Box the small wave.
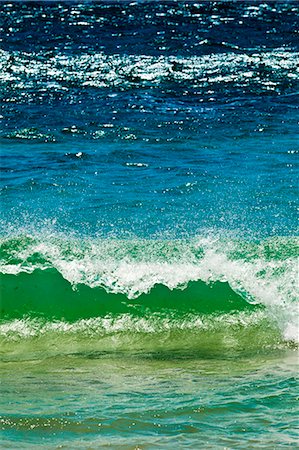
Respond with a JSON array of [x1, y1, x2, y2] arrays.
[[0, 310, 287, 362], [2, 127, 56, 142], [0, 233, 298, 343]]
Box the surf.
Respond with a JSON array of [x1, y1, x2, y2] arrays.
[[0, 233, 298, 349]]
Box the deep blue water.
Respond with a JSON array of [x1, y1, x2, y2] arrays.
[[1, 0, 298, 237]]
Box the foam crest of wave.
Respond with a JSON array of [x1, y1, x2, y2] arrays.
[[0, 310, 287, 361], [1, 233, 298, 342]]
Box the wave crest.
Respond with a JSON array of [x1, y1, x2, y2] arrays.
[[0, 234, 298, 343]]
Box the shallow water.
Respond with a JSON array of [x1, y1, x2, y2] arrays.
[[1, 351, 298, 449], [0, 1, 299, 447]]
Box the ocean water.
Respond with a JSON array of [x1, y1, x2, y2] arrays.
[[0, 1, 298, 448]]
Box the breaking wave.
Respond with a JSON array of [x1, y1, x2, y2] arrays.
[[0, 233, 298, 357]]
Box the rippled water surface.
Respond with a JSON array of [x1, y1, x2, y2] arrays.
[[1, 351, 298, 449]]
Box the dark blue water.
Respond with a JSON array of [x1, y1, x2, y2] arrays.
[[1, 1, 298, 237]]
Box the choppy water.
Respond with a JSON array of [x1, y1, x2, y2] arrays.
[[0, 1, 298, 448]]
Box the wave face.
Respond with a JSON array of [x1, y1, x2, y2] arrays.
[[1, 233, 298, 357]]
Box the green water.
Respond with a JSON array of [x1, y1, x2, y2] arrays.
[[1, 233, 298, 447], [1, 350, 298, 449]]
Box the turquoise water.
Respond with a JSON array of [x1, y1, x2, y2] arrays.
[[1, 1, 299, 448], [1, 352, 298, 449]]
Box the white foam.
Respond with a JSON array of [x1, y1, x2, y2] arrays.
[[0, 233, 298, 342]]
